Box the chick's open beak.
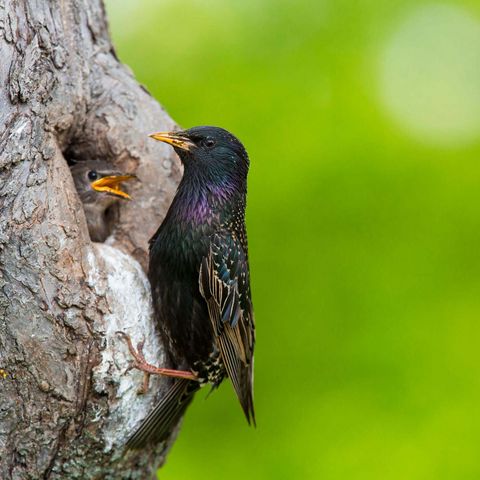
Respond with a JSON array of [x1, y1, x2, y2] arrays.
[[91, 174, 136, 199], [149, 131, 194, 151]]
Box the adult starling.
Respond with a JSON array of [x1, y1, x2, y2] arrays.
[[71, 160, 135, 242], [122, 126, 255, 448]]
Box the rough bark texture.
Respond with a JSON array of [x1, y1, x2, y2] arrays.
[[0, 1, 183, 478]]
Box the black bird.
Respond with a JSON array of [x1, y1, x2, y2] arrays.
[[122, 126, 255, 448], [71, 160, 136, 242]]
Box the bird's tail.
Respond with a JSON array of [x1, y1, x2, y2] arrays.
[[126, 379, 199, 449], [238, 354, 256, 426]]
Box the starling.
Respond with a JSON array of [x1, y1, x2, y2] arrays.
[[71, 160, 136, 242], [122, 126, 255, 448]]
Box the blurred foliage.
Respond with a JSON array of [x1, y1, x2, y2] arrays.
[[105, 1, 480, 479]]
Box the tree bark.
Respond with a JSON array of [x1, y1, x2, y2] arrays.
[[0, 1, 183, 478]]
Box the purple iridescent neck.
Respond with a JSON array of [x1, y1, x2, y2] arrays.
[[174, 176, 239, 224]]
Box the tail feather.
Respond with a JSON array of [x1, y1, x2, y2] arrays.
[[239, 358, 255, 426], [126, 379, 199, 449], [217, 334, 255, 426]]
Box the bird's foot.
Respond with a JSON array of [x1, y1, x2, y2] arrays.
[[116, 331, 198, 390]]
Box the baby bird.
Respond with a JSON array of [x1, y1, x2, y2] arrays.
[[71, 160, 135, 242]]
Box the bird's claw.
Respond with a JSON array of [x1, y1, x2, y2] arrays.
[[137, 373, 151, 395], [136, 338, 146, 355], [117, 331, 142, 362], [124, 362, 135, 375], [116, 330, 199, 383]]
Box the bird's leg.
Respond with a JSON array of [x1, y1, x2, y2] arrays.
[[116, 332, 198, 387]]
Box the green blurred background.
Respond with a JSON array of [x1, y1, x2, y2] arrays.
[[105, 1, 480, 479]]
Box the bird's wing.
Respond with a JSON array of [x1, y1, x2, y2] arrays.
[[199, 231, 255, 424]]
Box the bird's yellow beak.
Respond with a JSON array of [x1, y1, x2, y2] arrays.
[[91, 175, 136, 199], [149, 131, 194, 151]]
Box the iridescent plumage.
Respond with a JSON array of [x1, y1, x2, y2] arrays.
[[126, 126, 255, 448]]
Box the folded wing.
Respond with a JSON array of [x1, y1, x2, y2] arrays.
[[199, 231, 255, 424]]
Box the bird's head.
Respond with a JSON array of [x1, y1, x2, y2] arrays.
[[149, 126, 249, 188], [71, 160, 136, 208]]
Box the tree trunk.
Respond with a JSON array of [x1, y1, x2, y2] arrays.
[[0, 1, 183, 478]]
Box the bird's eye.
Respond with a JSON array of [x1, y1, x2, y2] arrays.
[[88, 171, 98, 181], [203, 138, 216, 148]]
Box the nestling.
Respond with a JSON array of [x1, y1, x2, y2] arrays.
[[121, 126, 255, 448], [71, 160, 136, 242]]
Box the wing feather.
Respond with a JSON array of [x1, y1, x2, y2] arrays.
[[199, 232, 255, 424]]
